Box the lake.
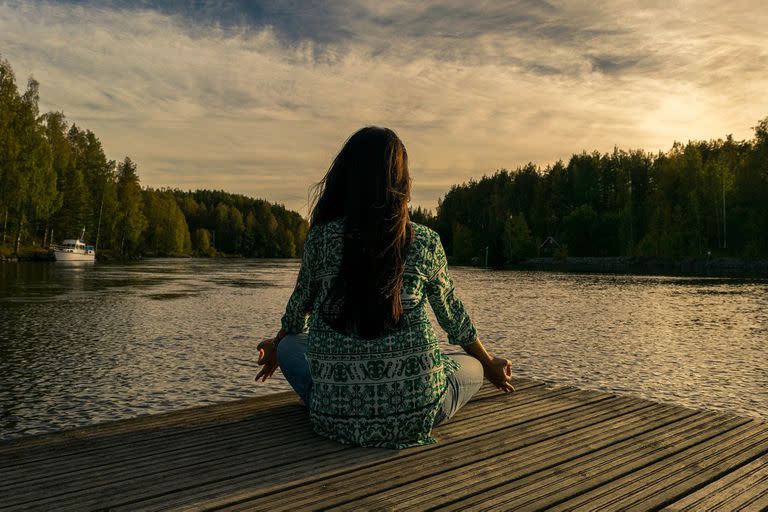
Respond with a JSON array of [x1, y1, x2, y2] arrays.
[[1, 259, 766, 440]]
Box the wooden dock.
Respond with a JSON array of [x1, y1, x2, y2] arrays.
[[2, 378, 768, 511]]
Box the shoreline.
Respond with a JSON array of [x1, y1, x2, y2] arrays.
[[510, 256, 768, 277], [4, 252, 768, 277]]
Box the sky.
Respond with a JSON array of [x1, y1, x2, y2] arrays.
[[1, 0, 767, 215]]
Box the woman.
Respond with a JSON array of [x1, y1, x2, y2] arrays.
[[255, 126, 514, 449]]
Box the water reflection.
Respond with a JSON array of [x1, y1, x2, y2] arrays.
[[1, 259, 766, 440]]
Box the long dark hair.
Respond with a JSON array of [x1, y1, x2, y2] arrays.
[[309, 126, 413, 338]]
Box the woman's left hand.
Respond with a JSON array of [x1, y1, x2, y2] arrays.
[[483, 357, 516, 393], [255, 338, 278, 382]]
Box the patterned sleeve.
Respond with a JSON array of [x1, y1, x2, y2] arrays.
[[425, 232, 479, 346], [280, 228, 315, 334]]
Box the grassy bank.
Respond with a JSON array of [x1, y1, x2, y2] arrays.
[[0, 245, 54, 261]]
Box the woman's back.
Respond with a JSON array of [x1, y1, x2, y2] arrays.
[[280, 217, 478, 448], [258, 126, 514, 450]]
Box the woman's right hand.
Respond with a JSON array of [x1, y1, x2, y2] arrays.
[[255, 338, 278, 382], [483, 357, 515, 393]]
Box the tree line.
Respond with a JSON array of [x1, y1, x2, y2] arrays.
[[412, 119, 768, 265], [4, 54, 767, 264], [0, 56, 307, 258]]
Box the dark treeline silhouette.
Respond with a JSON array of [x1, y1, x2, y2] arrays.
[[411, 119, 768, 266], [0, 56, 307, 258], [163, 188, 308, 258], [4, 54, 767, 263]]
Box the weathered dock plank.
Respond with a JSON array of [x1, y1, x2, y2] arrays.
[[1, 378, 766, 512], [663, 455, 768, 511]]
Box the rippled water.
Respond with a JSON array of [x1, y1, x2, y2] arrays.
[[1, 260, 766, 440]]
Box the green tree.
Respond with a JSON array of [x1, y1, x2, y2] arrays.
[[192, 228, 214, 256], [0, 59, 57, 253], [562, 204, 598, 256], [451, 223, 474, 263], [115, 157, 147, 256], [228, 206, 245, 254], [143, 190, 192, 256], [502, 215, 536, 263]]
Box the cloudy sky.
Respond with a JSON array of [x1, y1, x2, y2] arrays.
[[1, 0, 767, 214]]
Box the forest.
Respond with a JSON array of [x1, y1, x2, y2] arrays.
[[0, 56, 308, 259], [2, 53, 767, 264], [412, 119, 768, 265]]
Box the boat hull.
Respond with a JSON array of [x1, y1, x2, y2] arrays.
[[53, 250, 95, 262]]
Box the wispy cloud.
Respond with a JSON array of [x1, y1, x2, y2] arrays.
[[1, 0, 767, 214]]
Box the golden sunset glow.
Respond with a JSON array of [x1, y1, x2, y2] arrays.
[[2, 1, 767, 213]]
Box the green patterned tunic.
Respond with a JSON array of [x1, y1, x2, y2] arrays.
[[280, 218, 478, 449]]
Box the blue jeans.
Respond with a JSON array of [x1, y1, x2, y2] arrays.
[[276, 333, 484, 426]]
